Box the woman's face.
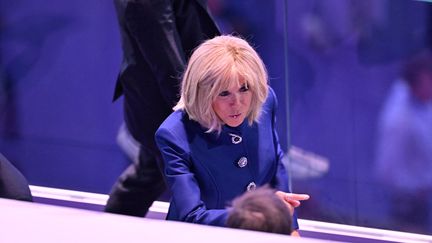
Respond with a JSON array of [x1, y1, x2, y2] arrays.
[[212, 82, 252, 127]]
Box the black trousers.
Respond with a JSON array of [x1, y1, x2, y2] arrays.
[[105, 146, 166, 217]]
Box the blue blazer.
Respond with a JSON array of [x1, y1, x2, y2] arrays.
[[155, 88, 297, 228]]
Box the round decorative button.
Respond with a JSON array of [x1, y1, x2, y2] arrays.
[[229, 133, 242, 144], [246, 182, 256, 191], [237, 157, 248, 168]]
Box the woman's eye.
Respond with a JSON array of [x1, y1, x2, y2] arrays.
[[218, 91, 230, 97], [239, 85, 249, 92]]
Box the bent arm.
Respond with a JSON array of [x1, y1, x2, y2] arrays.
[[155, 127, 228, 226], [267, 88, 300, 229]]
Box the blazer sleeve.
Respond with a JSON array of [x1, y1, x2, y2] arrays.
[[155, 126, 228, 226], [267, 88, 289, 192], [268, 88, 300, 229], [124, 0, 186, 107]]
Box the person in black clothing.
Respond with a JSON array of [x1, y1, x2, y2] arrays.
[[106, 0, 220, 217]]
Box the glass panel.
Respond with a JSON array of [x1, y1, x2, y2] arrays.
[[285, 0, 432, 235], [0, 1, 127, 193]]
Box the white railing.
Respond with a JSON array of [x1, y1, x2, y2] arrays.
[[29, 185, 432, 243]]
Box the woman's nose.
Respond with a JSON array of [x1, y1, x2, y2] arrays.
[[230, 93, 242, 106]]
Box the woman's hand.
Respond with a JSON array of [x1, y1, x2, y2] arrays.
[[274, 191, 309, 237], [275, 191, 310, 215]]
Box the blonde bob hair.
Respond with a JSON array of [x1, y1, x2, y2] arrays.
[[174, 35, 268, 133]]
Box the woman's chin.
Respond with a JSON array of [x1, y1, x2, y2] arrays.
[[225, 119, 244, 128]]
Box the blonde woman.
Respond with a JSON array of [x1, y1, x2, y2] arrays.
[[155, 35, 309, 233]]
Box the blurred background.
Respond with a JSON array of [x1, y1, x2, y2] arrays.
[[1, 0, 431, 235]]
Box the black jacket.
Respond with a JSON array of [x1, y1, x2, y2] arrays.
[[113, 0, 220, 146]]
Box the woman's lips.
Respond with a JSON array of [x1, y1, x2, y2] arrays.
[[229, 113, 241, 119]]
